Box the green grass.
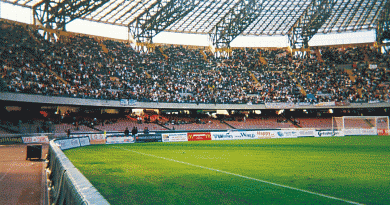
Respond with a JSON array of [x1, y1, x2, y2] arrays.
[[64, 136, 390, 205]]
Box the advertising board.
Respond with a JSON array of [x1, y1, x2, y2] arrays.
[[0, 136, 23, 144], [343, 128, 377, 136], [136, 133, 162, 143], [79, 137, 90, 146], [162, 133, 188, 142], [211, 130, 279, 140], [317, 130, 344, 137], [275, 130, 298, 138], [55, 138, 81, 150], [106, 136, 134, 144], [88, 134, 106, 144], [22, 136, 49, 143], [187, 132, 211, 141], [378, 129, 389, 136]]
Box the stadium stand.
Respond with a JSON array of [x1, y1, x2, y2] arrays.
[[1, 19, 389, 105]]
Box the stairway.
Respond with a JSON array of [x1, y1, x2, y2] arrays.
[[344, 68, 363, 97], [159, 47, 169, 60], [201, 50, 208, 62], [315, 49, 324, 63], [98, 40, 109, 54], [259, 56, 267, 65], [288, 71, 306, 96]]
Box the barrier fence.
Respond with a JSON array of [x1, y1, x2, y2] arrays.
[[47, 140, 109, 205]]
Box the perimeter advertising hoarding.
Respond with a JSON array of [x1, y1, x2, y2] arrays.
[[0, 136, 23, 144], [187, 132, 211, 141], [106, 136, 134, 144], [162, 133, 188, 142], [211, 130, 279, 140], [317, 130, 344, 137], [88, 134, 106, 144], [55, 138, 81, 150], [378, 129, 389, 136], [79, 137, 91, 146], [22, 136, 49, 143], [343, 128, 377, 136]]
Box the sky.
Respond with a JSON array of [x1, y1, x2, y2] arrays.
[[0, 1, 376, 47]]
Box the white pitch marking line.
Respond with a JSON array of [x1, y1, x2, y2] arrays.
[[114, 146, 363, 205], [0, 162, 16, 182]]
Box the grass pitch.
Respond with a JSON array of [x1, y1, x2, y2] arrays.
[[64, 136, 390, 205]]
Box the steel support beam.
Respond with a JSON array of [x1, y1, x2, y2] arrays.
[[128, 0, 195, 44], [33, 0, 108, 31], [288, 0, 335, 49], [209, 0, 262, 48], [377, 0, 390, 51]]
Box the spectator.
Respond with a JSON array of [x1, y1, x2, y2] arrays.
[[124, 127, 130, 136], [131, 126, 138, 136]]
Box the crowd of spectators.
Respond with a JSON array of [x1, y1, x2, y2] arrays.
[[1, 19, 389, 104]]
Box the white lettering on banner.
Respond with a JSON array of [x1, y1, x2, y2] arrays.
[[162, 133, 188, 142], [79, 137, 90, 146], [22, 136, 49, 143]]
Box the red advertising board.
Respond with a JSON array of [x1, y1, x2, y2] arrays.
[[377, 129, 389, 136], [187, 132, 211, 141]]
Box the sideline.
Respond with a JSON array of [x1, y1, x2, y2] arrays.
[[114, 146, 363, 205], [0, 162, 15, 182]]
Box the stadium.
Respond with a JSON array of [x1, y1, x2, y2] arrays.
[[0, 0, 389, 204]]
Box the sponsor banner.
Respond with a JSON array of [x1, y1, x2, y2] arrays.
[[162, 133, 188, 142], [88, 134, 106, 144], [55, 138, 81, 150], [212, 131, 276, 140], [0, 136, 23, 144], [361, 129, 377, 136], [22, 136, 49, 144], [188, 132, 211, 141], [343, 129, 377, 136], [120, 99, 128, 105], [315, 102, 335, 107], [106, 136, 134, 144], [335, 101, 351, 106], [368, 100, 380, 104], [265, 102, 295, 109], [79, 137, 90, 146], [378, 129, 389, 136], [317, 130, 344, 137], [120, 99, 137, 106], [297, 130, 316, 137], [275, 130, 298, 138], [136, 133, 162, 142], [211, 132, 234, 140], [297, 102, 312, 106], [255, 131, 277, 139]]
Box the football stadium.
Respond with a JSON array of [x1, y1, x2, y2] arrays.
[[0, 0, 389, 204]]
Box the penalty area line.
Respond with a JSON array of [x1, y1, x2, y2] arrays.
[[114, 146, 363, 205]]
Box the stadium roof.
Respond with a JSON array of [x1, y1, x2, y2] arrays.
[[4, 0, 386, 35], [3, 0, 389, 48]]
